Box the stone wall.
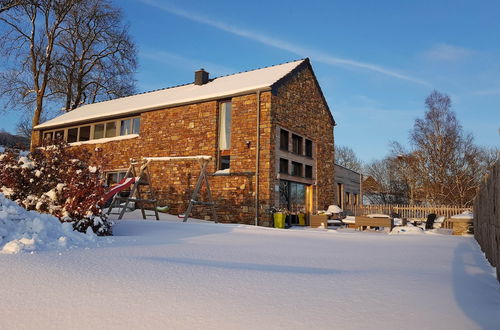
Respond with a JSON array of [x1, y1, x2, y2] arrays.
[[271, 64, 335, 212], [34, 93, 274, 225]]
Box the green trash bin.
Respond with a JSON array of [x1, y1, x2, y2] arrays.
[[273, 212, 286, 229]]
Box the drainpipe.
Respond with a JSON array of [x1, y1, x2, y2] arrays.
[[255, 90, 261, 226]]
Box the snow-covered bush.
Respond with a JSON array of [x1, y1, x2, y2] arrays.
[[0, 141, 112, 235]]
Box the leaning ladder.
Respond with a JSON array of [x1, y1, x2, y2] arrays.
[[107, 159, 160, 220]]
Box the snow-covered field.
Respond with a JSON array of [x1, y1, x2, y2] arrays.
[[1, 209, 499, 329]]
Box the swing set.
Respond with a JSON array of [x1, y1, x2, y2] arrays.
[[104, 156, 217, 223]]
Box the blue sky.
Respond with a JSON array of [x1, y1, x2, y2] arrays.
[[1, 0, 499, 161]]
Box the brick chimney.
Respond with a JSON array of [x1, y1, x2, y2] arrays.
[[194, 68, 209, 85]]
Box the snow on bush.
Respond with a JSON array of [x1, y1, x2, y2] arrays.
[[0, 141, 112, 235], [0, 193, 97, 254]]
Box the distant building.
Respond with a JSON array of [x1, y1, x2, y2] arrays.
[[334, 164, 361, 209]]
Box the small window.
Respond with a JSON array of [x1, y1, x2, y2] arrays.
[[67, 128, 78, 143], [220, 155, 230, 170], [305, 139, 313, 157], [79, 126, 90, 141], [106, 171, 127, 186], [292, 134, 302, 155], [54, 130, 64, 141], [43, 132, 53, 141], [291, 161, 302, 177], [305, 165, 313, 179], [132, 117, 140, 134], [279, 158, 288, 174], [105, 121, 116, 138], [94, 124, 104, 139], [120, 119, 131, 135], [280, 129, 289, 151]]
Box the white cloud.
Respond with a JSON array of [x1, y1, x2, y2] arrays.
[[139, 0, 429, 86], [422, 43, 475, 61]]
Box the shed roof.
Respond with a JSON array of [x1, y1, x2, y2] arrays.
[[35, 59, 308, 130]]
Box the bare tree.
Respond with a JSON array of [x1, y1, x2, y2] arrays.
[[404, 90, 495, 206], [50, 0, 136, 111], [335, 145, 363, 172], [0, 0, 23, 14], [363, 157, 408, 204], [0, 0, 136, 147], [0, 0, 79, 132]]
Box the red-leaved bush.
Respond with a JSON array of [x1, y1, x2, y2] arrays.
[[0, 141, 112, 235]]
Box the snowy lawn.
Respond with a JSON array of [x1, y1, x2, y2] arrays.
[[1, 212, 499, 329]]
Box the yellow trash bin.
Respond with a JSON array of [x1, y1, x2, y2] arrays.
[[298, 213, 306, 226], [273, 212, 285, 229]]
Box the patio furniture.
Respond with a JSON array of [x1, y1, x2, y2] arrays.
[[310, 214, 328, 228], [425, 213, 437, 229], [355, 215, 394, 231]]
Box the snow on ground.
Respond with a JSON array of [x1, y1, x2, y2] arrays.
[[0, 194, 101, 254], [1, 210, 499, 329]]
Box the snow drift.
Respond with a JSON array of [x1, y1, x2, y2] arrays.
[[0, 193, 97, 254]]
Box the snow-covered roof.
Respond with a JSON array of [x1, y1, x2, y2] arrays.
[[35, 59, 306, 130]]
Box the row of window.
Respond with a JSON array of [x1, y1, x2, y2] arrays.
[[280, 129, 313, 157], [43, 116, 140, 143], [279, 158, 313, 179]]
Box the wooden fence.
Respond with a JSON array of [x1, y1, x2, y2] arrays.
[[473, 158, 500, 282], [343, 204, 471, 220]]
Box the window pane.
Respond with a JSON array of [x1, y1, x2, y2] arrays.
[[54, 130, 64, 141], [220, 155, 230, 170], [292, 134, 302, 154], [218, 101, 232, 150], [305, 165, 313, 178], [280, 129, 289, 151], [120, 119, 131, 135], [43, 132, 53, 141], [132, 117, 140, 134], [305, 139, 313, 157], [79, 126, 90, 141], [279, 158, 288, 174], [67, 128, 78, 143], [291, 161, 302, 177], [105, 121, 116, 138], [94, 124, 104, 139]]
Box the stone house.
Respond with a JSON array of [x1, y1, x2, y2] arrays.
[[32, 58, 336, 226]]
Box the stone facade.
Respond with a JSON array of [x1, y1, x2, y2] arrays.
[[32, 61, 335, 226]]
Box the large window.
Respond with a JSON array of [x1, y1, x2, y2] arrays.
[[42, 115, 140, 144], [218, 101, 232, 170], [280, 129, 289, 151], [218, 101, 232, 151], [292, 134, 302, 155]]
